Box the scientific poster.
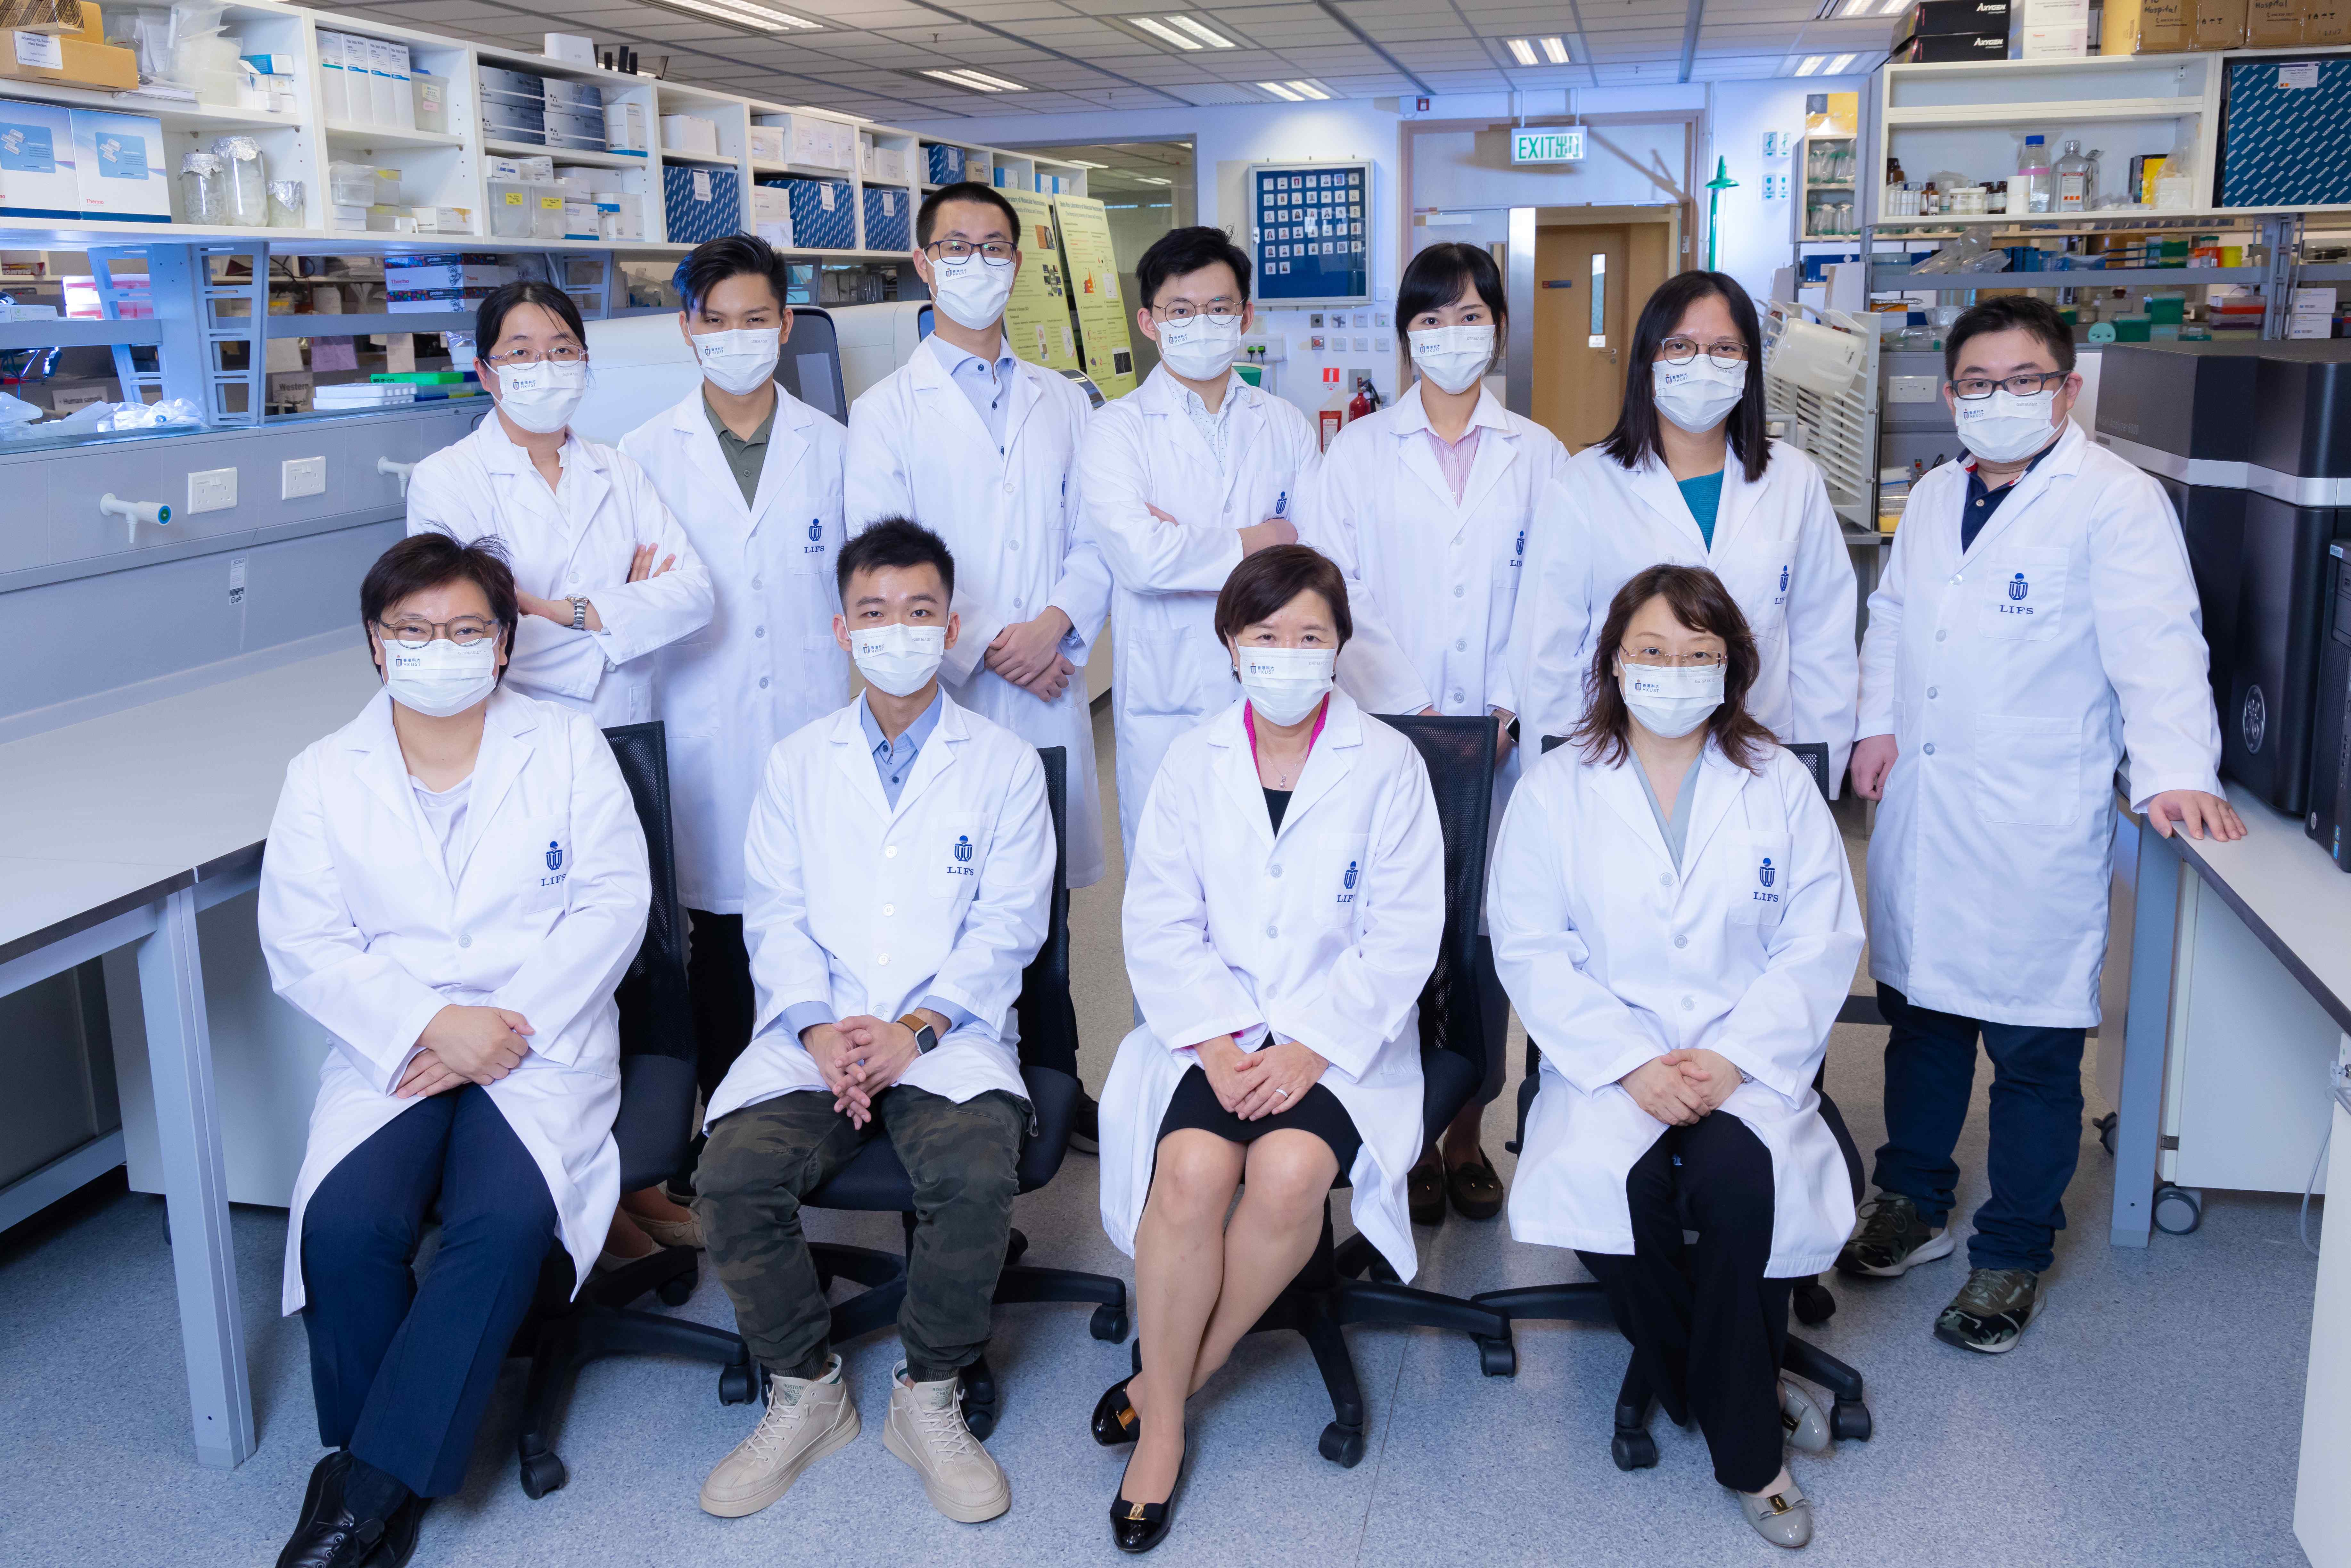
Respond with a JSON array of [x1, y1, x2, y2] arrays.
[[1052, 193, 1138, 400], [999, 188, 1080, 373]]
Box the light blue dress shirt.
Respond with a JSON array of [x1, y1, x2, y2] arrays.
[[926, 332, 1019, 456]]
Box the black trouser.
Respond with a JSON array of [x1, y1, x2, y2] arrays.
[[687, 909, 757, 1104], [1469, 934, 1509, 1106], [1577, 1113, 1793, 1494]]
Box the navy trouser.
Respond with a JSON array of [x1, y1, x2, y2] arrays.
[[301, 1085, 559, 1498], [1868, 983, 2088, 1274]]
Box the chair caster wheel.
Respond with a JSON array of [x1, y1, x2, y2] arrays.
[[1792, 1280, 1837, 1326], [2095, 1112, 2118, 1157], [1475, 1334, 1516, 1378], [1611, 1431, 1658, 1471], [965, 1403, 997, 1441], [961, 1364, 999, 1441], [1319, 1423, 1366, 1468], [1831, 1399, 1872, 1442], [1005, 1229, 1031, 1267], [718, 1363, 757, 1405], [1366, 1252, 1400, 1284], [2154, 1185, 2203, 1235], [656, 1276, 694, 1307], [518, 1450, 566, 1499], [1090, 1304, 1130, 1342]]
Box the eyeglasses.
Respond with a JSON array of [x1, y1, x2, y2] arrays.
[[377, 617, 499, 648], [1620, 643, 1725, 669], [483, 344, 584, 367], [1154, 299, 1243, 324], [1950, 371, 2067, 400], [1659, 337, 1747, 368], [925, 239, 1016, 263]]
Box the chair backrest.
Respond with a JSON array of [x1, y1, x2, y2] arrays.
[[1010, 745, 1076, 1073], [1377, 714, 1497, 1106], [599, 721, 698, 1189]]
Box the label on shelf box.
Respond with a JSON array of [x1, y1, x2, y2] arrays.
[[13, 30, 62, 70]]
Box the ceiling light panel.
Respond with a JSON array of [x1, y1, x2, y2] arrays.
[[1505, 36, 1538, 63], [1165, 14, 1235, 46], [654, 0, 822, 31], [1795, 53, 1826, 73], [1256, 79, 1304, 99], [1826, 51, 1856, 70], [1130, 16, 1203, 48], [918, 66, 1029, 91], [1540, 34, 1570, 61]]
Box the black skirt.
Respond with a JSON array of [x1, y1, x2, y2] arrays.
[[1155, 1063, 1363, 1172]]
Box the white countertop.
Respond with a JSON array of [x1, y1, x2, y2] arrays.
[[2163, 782, 2351, 1034]]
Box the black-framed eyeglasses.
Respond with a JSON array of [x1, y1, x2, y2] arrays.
[[1660, 337, 1747, 368], [925, 239, 1016, 263], [376, 616, 499, 648], [1154, 299, 1243, 324], [1950, 371, 2068, 399]]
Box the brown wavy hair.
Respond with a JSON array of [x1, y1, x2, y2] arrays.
[[1570, 563, 1775, 771]]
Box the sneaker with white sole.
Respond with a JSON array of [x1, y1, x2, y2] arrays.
[[1934, 1266, 2043, 1353], [882, 1364, 1010, 1523], [699, 1356, 860, 1518], [1835, 1192, 1956, 1278]]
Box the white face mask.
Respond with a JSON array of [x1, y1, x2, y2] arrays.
[[929, 254, 1016, 332], [692, 326, 781, 396], [489, 357, 587, 435], [1155, 313, 1243, 382], [851, 622, 947, 697], [1619, 661, 1724, 740], [381, 636, 499, 718], [1409, 324, 1495, 395], [1235, 645, 1336, 727], [1652, 356, 1747, 434], [1954, 387, 2062, 464]]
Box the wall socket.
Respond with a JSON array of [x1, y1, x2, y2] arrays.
[[281, 456, 326, 499], [186, 466, 238, 514]]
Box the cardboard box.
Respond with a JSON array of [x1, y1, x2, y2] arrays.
[[2105, 0, 2192, 49], [385, 261, 508, 290], [2248, 0, 2302, 44], [1897, 30, 2009, 58], [2309, 0, 2351, 43], [2021, 21, 2091, 51], [747, 123, 784, 162], [661, 113, 718, 157], [70, 106, 164, 220], [0, 27, 135, 89], [0, 1, 88, 37], [1907, 0, 2013, 32], [0, 96, 76, 218], [2194, 0, 2247, 47]]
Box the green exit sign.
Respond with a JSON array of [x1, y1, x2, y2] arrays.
[[1511, 128, 1585, 164]]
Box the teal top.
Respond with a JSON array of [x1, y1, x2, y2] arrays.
[[1677, 469, 1725, 549], [1632, 756, 1705, 871]]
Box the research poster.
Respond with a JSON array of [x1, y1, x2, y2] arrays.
[[1052, 193, 1138, 399], [999, 187, 1080, 373]]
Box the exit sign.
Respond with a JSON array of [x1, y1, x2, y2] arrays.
[[1511, 128, 1585, 164]]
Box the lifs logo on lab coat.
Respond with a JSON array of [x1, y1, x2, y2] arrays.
[[546, 839, 564, 872], [1275, 491, 1289, 517], [946, 833, 976, 878], [1336, 858, 1360, 907], [1753, 855, 1780, 907], [1779, 564, 1790, 592], [2009, 572, 2029, 601], [1514, 528, 1526, 566], [805, 518, 825, 557]]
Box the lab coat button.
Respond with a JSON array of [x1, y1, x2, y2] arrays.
[[754, 626, 765, 638], [1950, 574, 1962, 585], [1270, 865, 1283, 878], [883, 904, 895, 916], [458, 935, 472, 948], [1681, 997, 1694, 1011], [1265, 923, 1278, 938], [1674, 935, 1689, 948], [1451, 689, 1465, 704], [1453, 584, 1466, 598], [1009, 538, 1021, 550], [1014, 598, 1025, 610], [759, 677, 770, 689], [1004, 481, 1015, 496], [1928, 686, 1938, 698], [1936, 629, 1949, 642], [1657, 873, 1672, 887], [752, 576, 763, 590], [876, 953, 890, 965], [1454, 637, 1468, 652], [885, 845, 898, 858], [1924, 743, 1937, 755]]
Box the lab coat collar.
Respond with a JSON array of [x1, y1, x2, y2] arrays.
[[1622, 449, 1714, 556], [1137, 364, 1265, 513], [909, 330, 1041, 463], [1589, 736, 1748, 878], [1203, 685, 1365, 845], [1389, 382, 1519, 526], [338, 685, 544, 889], [665, 385, 815, 530], [824, 686, 973, 825], [476, 411, 611, 536], [1955, 419, 2084, 564]]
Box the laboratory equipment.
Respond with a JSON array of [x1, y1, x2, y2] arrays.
[[2017, 134, 2053, 214], [210, 135, 265, 227], [178, 151, 226, 226]]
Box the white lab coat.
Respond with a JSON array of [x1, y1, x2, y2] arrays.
[[1076, 364, 1321, 855], [1099, 689, 1445, 1282], [704, 691, 1055, 1126], [619, 388, 852, 913], [407, 415, 713, 728], [1491, 739, 1864, 1276], [845, 337, 1110, 888], [1859, 422, 2222, 1027], [1511, 440, 1859, 790], [258, 688, 651, 1314]]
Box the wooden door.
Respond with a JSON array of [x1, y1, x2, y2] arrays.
[[1531, 221, 1674, 451]]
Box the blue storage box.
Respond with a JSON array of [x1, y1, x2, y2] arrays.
[[663, 163, 740, 245], [2221, 58, 2351, 209], [924, 143, 963, 185], [760, 176, 854, 248], [862, 183, 909, 250]]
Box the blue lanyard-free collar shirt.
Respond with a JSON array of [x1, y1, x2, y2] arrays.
[[930, 332, 1021, 455]]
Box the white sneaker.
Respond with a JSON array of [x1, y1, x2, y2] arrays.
[[881, 1363, 1010, 1523], [699, 1356, 860, 1518]]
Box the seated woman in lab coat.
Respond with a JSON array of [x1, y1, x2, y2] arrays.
[[1490, 563, 1864, 1552], [257, 533, 650, 1568], [1094, 545, 1446, 1554]]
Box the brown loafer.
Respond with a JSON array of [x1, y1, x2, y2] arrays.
[[1447, 1151, 1504, 1221], [1408, 1150, 1446, 1227]]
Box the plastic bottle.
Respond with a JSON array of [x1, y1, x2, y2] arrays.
[[2055, 139, 2092, 212], [2017, 134, 2053, 214], [179, 151, 227, 225], [211, 135, 267, 227]]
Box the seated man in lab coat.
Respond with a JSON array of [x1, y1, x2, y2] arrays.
[[692, 519, 1055, 1526], [1844, 295, 2245, 1354]]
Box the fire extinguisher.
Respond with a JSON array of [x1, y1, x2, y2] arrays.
[[1348, 375, 1382, 423]]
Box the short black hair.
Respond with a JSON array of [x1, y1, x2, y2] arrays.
[[838, 517, 955, 605], [1944, 295, 2077, 382], [474, 279, 586, 358], [916, 181, 1021, 249], [360, 532, 519, 679], [1136, 225, 1252, 309], [1599, 269, 1773, 485], [1213, 543, 1352, 650], [673, 233, 791, 315]]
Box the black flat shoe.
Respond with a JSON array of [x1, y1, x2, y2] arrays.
[[1110, 1444, 1189, 1554], [1091, 1375, 1139, 1447], [1447, 1150, 1505, 1221], [1408, 1150, 1446, 1227]]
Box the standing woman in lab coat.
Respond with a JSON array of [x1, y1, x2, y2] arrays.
[[258, 533, 649, 1568], [1307, 240, 1568, 1226], [1491, 563, 1864, 1551], [1093, 546, 1444, 1553], [408, 280, 713, 729], [1510, 271, 1858, 793]]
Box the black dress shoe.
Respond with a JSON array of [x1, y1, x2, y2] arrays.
[[1446, 1150, 1505, 1221], [1110, 1444, 1189, 1554], [1070, 1091, 1100, 1154], [1407, 1150, 1446, 1227], [288, 1453, 349, 1545], [373, 1494, 430, 1568], [275, 1483, 386, 1568], [1091, 1375, 1139, 1447]]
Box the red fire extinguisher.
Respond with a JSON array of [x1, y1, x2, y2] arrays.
[[1348, 375, 1382, 424]]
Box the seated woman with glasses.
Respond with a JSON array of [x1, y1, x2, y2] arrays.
[[1489, 562, 1864, 1551], [1509, 270, 1859, 801], [258, 533, 650, 1568]]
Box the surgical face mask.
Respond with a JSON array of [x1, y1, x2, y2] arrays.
[[489, 357, 587, 434], [692, 326, 781, 396], [1235, 645, 1336, 727], [851, 622, 947, 697], [1409, 324, 1496, 395], [1652, 356, 1747, 434], [929, 254, 1016, 332], [1155, 313, 1243, 382], [1953, 388, 2061, 464], [1619, 661, 1724, 740], [381, 636, 499, 718]]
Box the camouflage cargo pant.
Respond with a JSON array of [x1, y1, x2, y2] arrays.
[[695, 1085, 1025, 1383]]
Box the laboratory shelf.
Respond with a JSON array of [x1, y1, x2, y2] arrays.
[[1883, 97, 2212, 128], [321, 122, 469, 150], [481, 138, 650, 168], [0, 318, 163, 351], [262, 312, 477, 338], [654, 149, 740, 168], [1871, 265, 2271, 287]]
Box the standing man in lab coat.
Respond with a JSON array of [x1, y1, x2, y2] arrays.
[[1077, 225, 1323, 862], [692, 520, 1053, 1526], [1845, 296, 2244, 1353]]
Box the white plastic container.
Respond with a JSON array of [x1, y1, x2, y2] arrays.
[[488, 179, 535, 237], [412, 73, 448, 134], [661, 114, 718, 158]]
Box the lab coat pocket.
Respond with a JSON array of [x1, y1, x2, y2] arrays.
[[1977, 546, 2069, 643], [1123, 626, 1221, 719], [1749, 554, 1793, 633], [928, 812, 989, 899], [1723, 831, 1792, 927], [518, 816, 574, 915], [788, 510, 835, 576], [1319, 831, 1372, 927], [1972, 714, 2083, 826]]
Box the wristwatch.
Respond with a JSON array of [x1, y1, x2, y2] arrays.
[[898, 1013, 939, 1054], [569, 595, 589, 631]]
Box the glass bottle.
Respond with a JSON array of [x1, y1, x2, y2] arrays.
[[211, 136, 267, 228], [179, 151, 227, 226], [2018, 134, 2053, 214], [2055, 138, 2092, 212]]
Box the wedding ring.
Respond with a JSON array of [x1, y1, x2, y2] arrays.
[[1275, 1087, 1289, 1098]]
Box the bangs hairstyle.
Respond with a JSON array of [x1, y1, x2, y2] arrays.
[[673, 233, 791, 315], [1212, 544, 1353, 650], [1398, 242, 1507, 372], [916, 181, 1021, 249], [1599, 270, 1772, 484], [360, 532, 520, 680], [1944, 294, 2076, 382], [1137, 225, 1253, 308], [474, 279, 587, 359], [836, 516, 956, 605], [1570, 563, 1776, 772]]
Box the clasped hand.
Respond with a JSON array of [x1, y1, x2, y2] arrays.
[[803, 1016, 926, 1127], [399, 1004, 534, 1097], [1618, 1048, 1741, 1127], [1196, 1034, 1329, 1121], [984, 607, 1075, 701]]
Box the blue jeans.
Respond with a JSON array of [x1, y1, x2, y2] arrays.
[[1868, 984, 2087, 1275]]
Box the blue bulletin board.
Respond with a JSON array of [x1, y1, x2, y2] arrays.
[[1248, 160, 1371, 308]]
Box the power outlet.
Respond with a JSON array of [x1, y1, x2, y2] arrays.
[[281, 455, 326, 499], [186, 466, 238, 514]]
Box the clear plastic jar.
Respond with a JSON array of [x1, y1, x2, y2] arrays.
[[211, 135, 267, 227], [179, 151, 228, 225], [267, 179, 304, 227]]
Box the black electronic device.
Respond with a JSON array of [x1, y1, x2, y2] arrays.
[[2306, 541, 2351, 868]]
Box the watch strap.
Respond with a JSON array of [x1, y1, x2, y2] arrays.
[[570, 595, 588, 631], [898, 1012, 939, 1053]]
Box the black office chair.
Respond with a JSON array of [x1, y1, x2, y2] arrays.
[[796, 745, 1128, 1439], [1158, 713, 1510, 1468], [508, 721, 759, 1500], [1467, 735, 1872, 1468]]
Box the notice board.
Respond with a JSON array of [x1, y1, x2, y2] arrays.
[[1248, 159, 1371, 308], [1053, 193, 1138, 399], [1000, 187, 1080, 373]]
